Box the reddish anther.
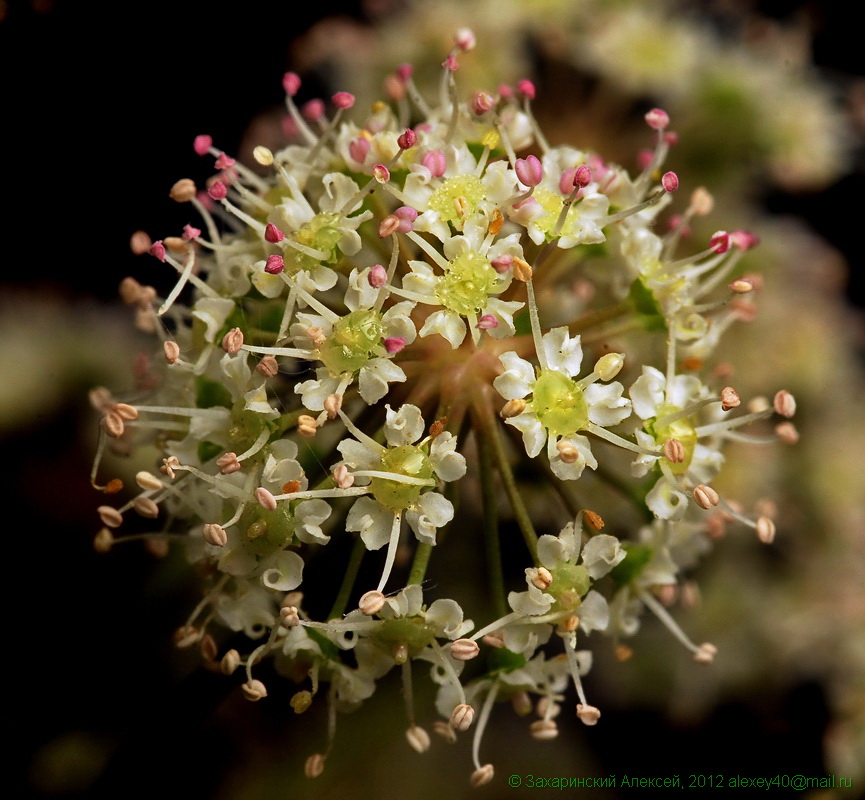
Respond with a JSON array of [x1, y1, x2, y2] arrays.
[[283, 72, 301, 97], [182, 224, 201, 240], [662, 171, 679, 192], [383, 337, 406, 354], [477, 314, 499, 330], [397, 128, 417, 150], [368, 265, 388, 288], [302, 99, 325, 121], [396, 63, 413, 82], [193, 134, 212, 156], [422, 149, 446, 177], [349, 137, 370, 164], [472, 91, 494, 115], [264, 223, 285, 243], [149, 240, 166, 262], [332, 91, 355, 109], [265, 254, 285, 275], [517, 79, 536, 100], [644, 108, 670, 130], [215, 152, 235, 170], [491, 255, 514, 274], [710, 231, 731, 254], [515, 154, 543, 187], [208, 181, 228, 200]]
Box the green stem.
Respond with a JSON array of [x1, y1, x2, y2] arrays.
[[407, 542, 433, 586], [569, 299, 632, 335], [477, 422, 506, 618], [327, 534, 366, 620], [478, 397, 538, 563]]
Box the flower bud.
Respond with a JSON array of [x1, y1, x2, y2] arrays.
[[220, 649, 240, 675], [756, 516, 776, 544], [594, 352, 624, 381], [693, 642, 717, 664], [98, 505, 123, 528], [529, 719, 558, 740], [645, 108, 670, 130], [692, 484, 719, 510], [773, 390, 796, 418], [242, 679, 267, 701], [169, 178, 197, 203], [304, 754, 325, 779], [359, 590, 386, 616], [576, 703, 601, 725], [450, 703, 475, 731], [720, 386, 741, 411], [405, 725, 430, 753], [221, 327, 244, 354], [432, 720, 457, 743], [133, 496, 160, 519], [203, 523, 228, 547], [450, 638, 480, 661], [471, 764, 495, 788], [256, 356, 279, 378]]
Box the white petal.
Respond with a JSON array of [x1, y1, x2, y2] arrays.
[[251, 260, 287, 298], [346, 497, 395, 550], [547, 434, 596, 481], [578, 590, 610, 633], [337, 438, 380, 470], [260, 550, 304, 592], [430, 431, 467, 482], [294, 499, 332, 545], [192, 298, 236, 343], [585, 382, 631, 426], [482, 297, 524, 339], [406, 491, 453, 545], [508, 585, 553, 616], [382, 301, 418, 344], [537, 533, 568, 570], [542, 327, 583, 376], [419, 309, 466, 348], [505, 412, 546, 458], [492, 351, 536, 400], [630, 366, 665, 420], [295, 369, 339, 411], [645, 477, 688, 520], [384, 403, 425, 446], [425, 599, 467, 639], [358, 358, 405, 404], [581, 534, 626, 579]]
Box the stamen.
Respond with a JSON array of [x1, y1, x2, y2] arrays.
[[375, 512, 403, 593], [471, 680, 499, 771]]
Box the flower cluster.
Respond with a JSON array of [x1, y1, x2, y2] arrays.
[[91, 33, 797, 787]]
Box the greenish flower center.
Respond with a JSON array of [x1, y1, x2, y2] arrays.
[[532, 369, 589, 437], [283, 213, 343, 275], [370, 444, 434, 512], [546, 562, 590, 612], [434, 252, 497, 316], [244, 506, 297, 557], [319, 309, 384, 376], [428, 175, 485, 226], [644, 403, 697, 475], [529, 188, 581, 241]]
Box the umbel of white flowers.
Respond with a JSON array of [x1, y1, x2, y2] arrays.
[[91, 29, 796, 788]]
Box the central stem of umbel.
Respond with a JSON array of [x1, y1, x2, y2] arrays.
[[92, 30, 797, 787]]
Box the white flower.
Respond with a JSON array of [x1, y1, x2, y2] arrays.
[[494, 327, 631, 478]]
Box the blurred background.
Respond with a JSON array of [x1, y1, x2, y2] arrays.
[[2, 1, 863, 797]]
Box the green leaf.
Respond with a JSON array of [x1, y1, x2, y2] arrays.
[[195, 376, 233, 409], [627, 279, 667, 332], [608, 543, 654, 587]]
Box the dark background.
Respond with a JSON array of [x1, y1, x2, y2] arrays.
[[1, 2, 860, 798]]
